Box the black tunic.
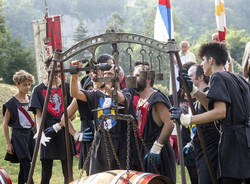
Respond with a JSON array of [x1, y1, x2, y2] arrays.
[[28, 82, 75, 160], [3, 97, 35, 162], [82, 90, 128, 175], [207, 71, 250, 179], [193, 88, 220, 184], [76, 99, 94, 170], [124, 88, 176, 184]]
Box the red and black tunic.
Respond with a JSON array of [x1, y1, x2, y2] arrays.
[[124, 88, 176, 183]]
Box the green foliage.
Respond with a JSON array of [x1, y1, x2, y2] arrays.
[[73, 19, 89, 43], [154, 83, 169, 95], [3, 0, 43, 45], [0, 38, 36, 84], [225, 26, 250, 65]]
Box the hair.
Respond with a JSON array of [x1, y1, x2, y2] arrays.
[[198, 42, 228, 66], [180, 41, 190, 48], [97, 54, 114, 64], [193, 64, 210, 84], [13, 70, 34, 84], [182, 62, 196, 72], [134, 61, 150, 67], [211, 33, 219, 41], [44, 55, 53, 68]]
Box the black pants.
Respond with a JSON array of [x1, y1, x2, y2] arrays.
[[220, 178, 250, 184], [18, 159, 33, 184], [41, 159, 71, 184], [187, 166, 198, 184]]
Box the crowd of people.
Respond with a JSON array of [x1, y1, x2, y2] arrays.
[[2, 34, 250, 184]]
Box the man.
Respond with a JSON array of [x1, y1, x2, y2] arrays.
[[110, 62, 176, 183], [179, 41, 196, 64], [171, 41, 197, 93], [188, 64, 220, 184], [29, 56, 74, 184], [70, 61, 128, 175], [171, 42, 250, 184]]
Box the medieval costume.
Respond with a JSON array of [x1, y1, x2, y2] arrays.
[[29, 82, 75, 184], [193, 87, 219, 184], [3, 97, 35, 184], [207, 71, 250, 180], [81, 90, 128, 175], [124, 88, 176, 184]]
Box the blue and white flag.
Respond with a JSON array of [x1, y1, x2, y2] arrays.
[[154, 0, 174, 42]]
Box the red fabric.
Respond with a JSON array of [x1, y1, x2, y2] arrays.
[[218, 27, 226, 42], [46, 16, 62, 55], [42, 88, 63, 117], [159, 0, 171, 8], [75, 140, 81, 158], [133, 96, 149, 136], [18, 106, 35, 126], [169, 135, 178, 162]]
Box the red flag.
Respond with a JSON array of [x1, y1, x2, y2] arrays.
[[45, 16, 62, 55]]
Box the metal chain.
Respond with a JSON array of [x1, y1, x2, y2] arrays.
[[77, 120, 103, 183], [131, 119, 145, 171], [105, 120, 122, 169], [131, 119, 159, 173], [101, 120, 112, 169], [125, 119, 131, 183]]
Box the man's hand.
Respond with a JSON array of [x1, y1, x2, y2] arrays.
[[170, 107, 191, 128], [74, 127, 93, 142], [144, 141, 163, 169], [44, 123, 62, 138], [178, 71, 198, 96], [70, 60, 82, 74], [183, 142, 194, 155], [6, 143, 14, 154], [33, 132, 51, 147]]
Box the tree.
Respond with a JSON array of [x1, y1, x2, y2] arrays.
[[73, 19, 88, 43], [0, 1, 36, 84], [1, 38, 36, 84]]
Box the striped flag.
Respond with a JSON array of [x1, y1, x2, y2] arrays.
[[215, 0, 226, 41], [154, 0, 174, 42]]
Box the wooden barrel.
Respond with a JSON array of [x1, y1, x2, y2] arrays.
[[71, 170, 172, 184], [0, 168, 12, 184]]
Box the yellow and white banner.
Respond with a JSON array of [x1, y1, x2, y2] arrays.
[[215, 0, 226, 41]]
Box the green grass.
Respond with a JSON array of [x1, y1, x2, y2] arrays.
[[0, 83, 191, 183]]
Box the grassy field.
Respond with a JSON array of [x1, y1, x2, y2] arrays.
[[0, 83, 190, 183]]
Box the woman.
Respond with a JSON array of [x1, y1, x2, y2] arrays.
[[3, 70, 35, 184]]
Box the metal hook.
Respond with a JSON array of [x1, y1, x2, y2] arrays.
[[157, 55, 162, 72], [126, 47, 133, 74], [140, 48, 147, 69], [148, 50, 153, 69]]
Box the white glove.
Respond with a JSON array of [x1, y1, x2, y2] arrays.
[[74, 132, 82, 141], [180, 114, 192, 128], [150, 141, 164, 154], [191, 85, 198, 96], [33, 132, 51, 147], [52, 123, 62, 133]]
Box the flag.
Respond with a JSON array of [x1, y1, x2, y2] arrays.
[[32, 18, 48, 83], [154, 0, 174, 42], [45, 16, 63, 54], [215, 0, 226, 41], [32, 15, 62, 83]]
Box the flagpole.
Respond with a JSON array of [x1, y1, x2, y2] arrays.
[[169, 51, 187, 184]]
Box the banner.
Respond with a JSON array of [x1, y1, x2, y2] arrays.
[[32, 16, 62, 83], [154, 0, 174, 42], [215, 0, 226, 41]]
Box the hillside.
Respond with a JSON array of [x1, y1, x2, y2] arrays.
[[0, 83, 17, 122]]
